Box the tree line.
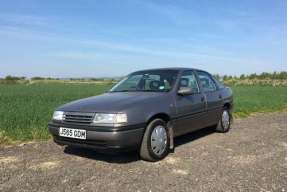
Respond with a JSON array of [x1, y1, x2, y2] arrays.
[[0, 76, 116, 81], [1, 71, 287, 83], [214, 71, 287, 81]]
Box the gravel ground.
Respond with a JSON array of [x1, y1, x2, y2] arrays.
[[0, 112, 287, 192]]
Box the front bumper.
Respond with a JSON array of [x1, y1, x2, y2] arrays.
[[48, 122, 145, 151]]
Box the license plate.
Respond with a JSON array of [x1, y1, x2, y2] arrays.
[[59, 127, 86, 140]]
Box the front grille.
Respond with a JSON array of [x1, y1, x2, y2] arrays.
[[63, 112, 94, 125]]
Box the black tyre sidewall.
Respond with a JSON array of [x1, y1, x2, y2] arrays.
[[146, 119, 170, 160], [220, 109, 231, 132]]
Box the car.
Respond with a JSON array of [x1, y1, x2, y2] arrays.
[[48, 68, 233, 161]]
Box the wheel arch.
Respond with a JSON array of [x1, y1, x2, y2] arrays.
[[146, 112, 171, 124], [223, 102, 231, 109], [145, 112, 174, 150]]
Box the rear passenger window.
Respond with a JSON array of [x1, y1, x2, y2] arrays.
[[197, 71, 217, 92], [179, 71, 199, 93]]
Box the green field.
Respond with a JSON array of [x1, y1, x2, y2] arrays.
[[1, 84, 287, 144]]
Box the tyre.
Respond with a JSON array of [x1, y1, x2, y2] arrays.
[[216, 108, 232, 133], [140, 119, 170, 162]]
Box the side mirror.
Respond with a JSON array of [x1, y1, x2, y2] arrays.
[[178, 87, 193, 96]]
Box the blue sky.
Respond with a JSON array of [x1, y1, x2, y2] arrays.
[[0, 0, 286, 77]]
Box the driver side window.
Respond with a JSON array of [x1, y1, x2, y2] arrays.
[[179, 71, 200, 93], [197, 71, 217, 92]]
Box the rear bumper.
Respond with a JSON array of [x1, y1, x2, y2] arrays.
[[48, 122, 145, 152]]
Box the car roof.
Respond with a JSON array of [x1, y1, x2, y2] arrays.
[[133, 67, 205, 73]]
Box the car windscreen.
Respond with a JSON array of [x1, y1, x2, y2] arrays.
[[110, 70, 179, 92]]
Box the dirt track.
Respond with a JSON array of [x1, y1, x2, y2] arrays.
[[1, 112, 287, 192]]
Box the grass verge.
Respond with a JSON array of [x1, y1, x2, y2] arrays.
[[0, 84, 286, 145]]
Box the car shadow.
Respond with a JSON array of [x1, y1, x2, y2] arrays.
[[63, 126, 216, 163], [174, 126, 215, 147], [64, 146, 140, 164]]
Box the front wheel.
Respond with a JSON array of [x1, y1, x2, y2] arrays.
[[140, 119, 170, 162], [216, 108, 232, 133]]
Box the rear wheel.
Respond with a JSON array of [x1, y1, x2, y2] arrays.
[[216, 108, 231, 133], [140, 119, 170, 162]]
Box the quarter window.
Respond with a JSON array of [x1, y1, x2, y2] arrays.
[[197, 71, 217, 92]]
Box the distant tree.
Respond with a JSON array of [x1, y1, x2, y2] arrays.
[[278, 71, 287, 80], [249, 73, 257, 79], [31, 77, 45, 80], [90, 78, 102, 81], [272, 72, 279, 79], [5, 75, 25, 81], [258, 72, 269, 79], [239, 74, 245, 79], [213, 74, 220, 80], [223, 75, 228, 81]]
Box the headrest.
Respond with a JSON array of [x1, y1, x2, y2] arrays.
[[150, 80, 164, 90], [180, 78, 189, 87]]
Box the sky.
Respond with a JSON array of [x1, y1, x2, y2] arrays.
[[0, 0, 287, 78]]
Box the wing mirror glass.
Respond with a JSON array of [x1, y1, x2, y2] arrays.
[[178, 87, 193, 96]]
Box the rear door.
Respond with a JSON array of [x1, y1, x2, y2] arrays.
[[173, 70, 207, 136], [195, 71, 223, 127]]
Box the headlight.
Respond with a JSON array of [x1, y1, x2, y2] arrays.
[[52, 111, 64, 121], [93, 113, 127, 126]]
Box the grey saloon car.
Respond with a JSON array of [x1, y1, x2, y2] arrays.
[[49, 68, 233, 161]]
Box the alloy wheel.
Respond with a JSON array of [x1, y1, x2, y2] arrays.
[[150, 125, 167, 156]]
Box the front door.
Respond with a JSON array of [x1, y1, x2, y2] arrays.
[[196, 71, 223, 127], [173, 70, 207, 136]]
